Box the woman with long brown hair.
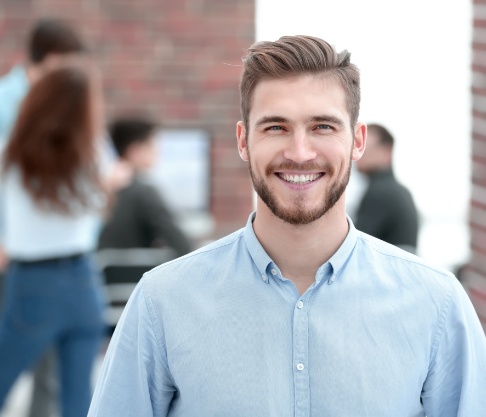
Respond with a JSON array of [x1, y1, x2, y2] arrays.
[[0, 58, 114, 417]]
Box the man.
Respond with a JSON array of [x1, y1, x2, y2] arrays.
[[96, 117, 192, 333], [88, 36, 486, 416], [98, 116, 192, 255], [355, 123, 419, 252], [0, 18, 86, 417]]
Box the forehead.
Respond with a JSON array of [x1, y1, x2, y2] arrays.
[[249, 74, 349, 125]]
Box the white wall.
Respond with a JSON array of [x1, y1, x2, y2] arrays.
[[256, 0, 472, 271]]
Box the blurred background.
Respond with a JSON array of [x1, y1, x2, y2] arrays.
[[1, 0, 486, 414], [0, 0, 472, 268]]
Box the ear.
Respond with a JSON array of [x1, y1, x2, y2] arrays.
[[352, 122, 366, 161], [236, 121, 249, 162]]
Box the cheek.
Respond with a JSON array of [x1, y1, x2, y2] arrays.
[[320, 142, 352, 163]]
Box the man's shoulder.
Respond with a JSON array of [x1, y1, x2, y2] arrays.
[[355, 230, 454, 282], [129, 177, 166, 198], [365, 178, 416, 213], [368, 173, 410, 196], [117, 177, 159, 203], [352, 231, 459, 313], [142, 228, 247, 288]]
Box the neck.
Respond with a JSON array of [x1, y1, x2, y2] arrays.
[[252, 198, 349, 295]]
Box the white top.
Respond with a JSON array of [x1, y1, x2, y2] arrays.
[[2, 167, 102, 260]]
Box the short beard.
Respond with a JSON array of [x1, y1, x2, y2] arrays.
[[248, 157, 351, 226]]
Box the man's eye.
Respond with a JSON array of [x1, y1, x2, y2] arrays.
[[315, 124, 332, 130], [266, 126, 283, 131]]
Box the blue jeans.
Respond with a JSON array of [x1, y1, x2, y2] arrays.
[[0, 254, 105, 417]]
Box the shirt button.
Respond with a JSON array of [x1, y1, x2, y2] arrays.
[[271, 268, 277, 275], [296, 363, 305, 371], [297, 300, 304, 309], [261, 274, 266, 282]]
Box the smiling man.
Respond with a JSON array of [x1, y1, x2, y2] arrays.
[[88, 36, 486, 417]]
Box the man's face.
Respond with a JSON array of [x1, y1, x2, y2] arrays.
[[237, 75, 365, 225]]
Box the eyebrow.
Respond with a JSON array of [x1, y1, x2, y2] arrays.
[[255, 116, 290, 127], [308, 115, 346, 128], [254, 114, 346, 128]]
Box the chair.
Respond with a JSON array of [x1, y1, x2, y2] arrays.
[[95, 247, 177, 329]]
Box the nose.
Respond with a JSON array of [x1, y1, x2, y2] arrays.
[[283, 131, 317, 163]]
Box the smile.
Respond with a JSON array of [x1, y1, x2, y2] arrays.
[[278, 173, 323, 184]]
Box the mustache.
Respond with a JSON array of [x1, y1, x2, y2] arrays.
[[265, 161, 334, 176]]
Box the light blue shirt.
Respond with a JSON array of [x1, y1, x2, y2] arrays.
[[0, 65, 29, 241], [0, 65, 29, 142], [89, 212, 486, 417]]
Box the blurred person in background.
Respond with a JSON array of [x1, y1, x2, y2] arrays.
[[0, 18, 86, 143], [0, 17, 87, 276], [354, 123, 419, 253], [0, 19, 87, 417], [0, 58, 128, 417], [98, 117, 192, 256]]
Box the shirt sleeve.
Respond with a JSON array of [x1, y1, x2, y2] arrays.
[[421, 277, 486, 416], [88, 278, 176, 417]]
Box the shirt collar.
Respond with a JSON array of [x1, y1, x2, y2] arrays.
[[243, 211, 358, 284], [327, 215, 358, 282], [244, 212, 274, 277]]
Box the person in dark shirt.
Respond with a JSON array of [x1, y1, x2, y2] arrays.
[[98, 117, 192, 257], [355, 123, 419, 253]]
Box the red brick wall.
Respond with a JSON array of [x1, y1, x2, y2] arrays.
[[469, 0, 486, 331], [0, 0, 255, 239]]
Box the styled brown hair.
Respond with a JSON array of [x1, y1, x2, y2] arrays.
[[3, 58, 101, 214], [240, 35, 361, 130]]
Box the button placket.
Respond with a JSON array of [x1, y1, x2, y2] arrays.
[[293, 295, 310, 417]]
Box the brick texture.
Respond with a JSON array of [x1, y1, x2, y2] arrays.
[[0, 0, 255, 240], [469, 0, 486, 331]]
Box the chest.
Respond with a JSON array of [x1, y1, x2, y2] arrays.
[[164, 292, 429, 417]]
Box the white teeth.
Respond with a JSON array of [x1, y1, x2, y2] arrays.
[[280, 173, 320, 184]]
